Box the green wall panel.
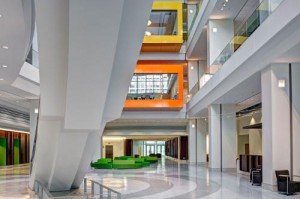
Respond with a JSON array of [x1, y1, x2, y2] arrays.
[[0, 138, 6, 166], [14, 139, 20, 165]]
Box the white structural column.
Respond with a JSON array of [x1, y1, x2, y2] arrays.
[[197, 119, 207, 163], [292, 63, 300, 179], [207, 19, 234, 67], [188, 120, 197, 163], [208, 104, 236, 169], [29, 99, 39, 159], [261, 64, 291, 189]]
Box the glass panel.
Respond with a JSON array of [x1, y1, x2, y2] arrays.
[[146, 11, 178, 36], [127, 73, 178, 100], [187, 0, 284, 102]]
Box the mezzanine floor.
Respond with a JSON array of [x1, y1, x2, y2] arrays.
[[0, 159, 299, 198]]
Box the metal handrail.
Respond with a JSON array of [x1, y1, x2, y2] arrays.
[[84, 178, 122, 199]]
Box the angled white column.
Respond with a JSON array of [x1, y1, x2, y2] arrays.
[[261, 64, 291, 189], [30, 0, 153, 191], [208, 104, 236, 169]]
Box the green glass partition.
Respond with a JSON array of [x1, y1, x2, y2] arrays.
[[14, 139, 20, 164], [0, 138, 6, 165]]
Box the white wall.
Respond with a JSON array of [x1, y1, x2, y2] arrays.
[[238, 135, 249, 155], [102, 138, 125, 159], [207, 19, 234, 65], [292, 63, 300, 178], [188, 61, 199, 92], [237, 110, 262, 155]]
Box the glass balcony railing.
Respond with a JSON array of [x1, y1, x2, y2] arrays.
[[187, 0, 284, 101], [187, 0, 203, 36], [26, 48, 39, 68], [212, 0, 283, 69]]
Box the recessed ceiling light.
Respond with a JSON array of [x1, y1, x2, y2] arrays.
[[212, 28, 218, 32], [189, 9, 193, 14], [2, 46, 8, 49], [145, 31, 151, 36], [2, 65, 7, 68], [147, 20, 152, 26]]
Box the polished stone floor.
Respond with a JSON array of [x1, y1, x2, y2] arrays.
[[1, 159, 300, 198]]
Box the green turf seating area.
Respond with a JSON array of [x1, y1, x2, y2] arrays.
[[91, 156, 157, 169], [112, 159, 143, 169], [90, 158, 112, 169]]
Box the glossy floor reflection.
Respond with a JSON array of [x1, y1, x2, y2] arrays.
[[1, 160, 300, 198]]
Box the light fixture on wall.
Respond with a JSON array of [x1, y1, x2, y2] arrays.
[[147, 20, 152, 26], [191, 124, 195, 128], [190, 66, 194, 70], [145, 31, 152, 36], [2, 65, 7, 68], [212, 28, 218, 33], [278, 79, 285, 88], [34, 108, 39, 114], [189, 9, 193, 14], [2, 45, 8, 49]]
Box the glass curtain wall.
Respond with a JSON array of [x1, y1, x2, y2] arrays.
[[127, 73, 178, 100], [143, 141, 165, 156]]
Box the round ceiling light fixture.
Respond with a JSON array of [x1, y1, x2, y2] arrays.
[[145, 31, 152, 36], [147, 20, 152, 26]]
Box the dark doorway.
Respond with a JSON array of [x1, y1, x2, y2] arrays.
[[245, 144, 250, 155], [105, 145, 113, 159]]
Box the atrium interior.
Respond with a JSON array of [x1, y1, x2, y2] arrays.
[[0, 0, 300, 198]]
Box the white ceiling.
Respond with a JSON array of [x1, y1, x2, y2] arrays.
[[0, 0, 37, 112]]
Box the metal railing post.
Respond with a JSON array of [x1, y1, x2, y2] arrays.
[[84, 178, 87, 193], [117, 193, 121, 199], [91, 182, 95, 196], [99, 186, 103, 199], [108, 190, 111, 199]]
